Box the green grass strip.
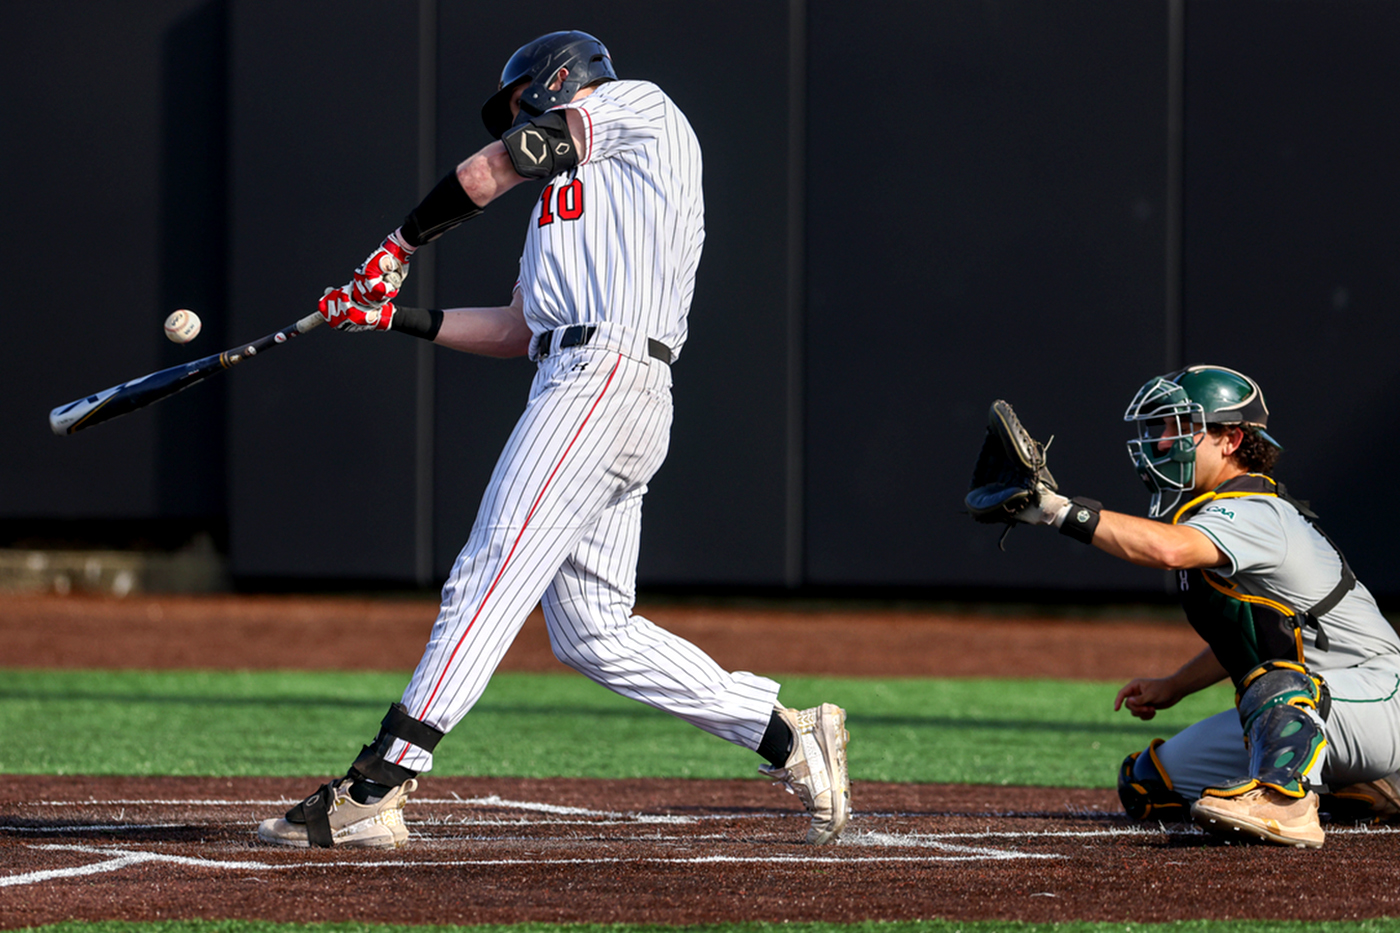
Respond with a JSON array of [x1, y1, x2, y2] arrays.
[[17, 918, 1400, 933], [0, 669, 1234, 786]]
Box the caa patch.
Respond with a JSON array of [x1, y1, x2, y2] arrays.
[[1202, 504, 1237, 521]]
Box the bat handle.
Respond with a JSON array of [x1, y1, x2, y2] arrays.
[[295, 312, 326, 333]]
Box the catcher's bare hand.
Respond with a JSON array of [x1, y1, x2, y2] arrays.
[[1114, 677, 1182, 721]]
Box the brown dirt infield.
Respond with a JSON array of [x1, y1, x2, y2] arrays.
[[3, 593, 1399, 928]]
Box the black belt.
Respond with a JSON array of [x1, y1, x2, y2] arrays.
[[536, 325, 673, 364]]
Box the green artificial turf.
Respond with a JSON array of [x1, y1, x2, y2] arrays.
[[0, 668, 1233, 786]]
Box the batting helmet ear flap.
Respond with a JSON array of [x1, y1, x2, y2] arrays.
[[482, 77, 532, 142]]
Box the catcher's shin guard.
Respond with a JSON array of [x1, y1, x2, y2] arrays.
[[1204, 661, 1328, 801], [1118, 738, 1189, 821]]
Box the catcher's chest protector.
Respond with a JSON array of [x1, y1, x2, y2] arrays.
[[1171, 474, 1354, 686]]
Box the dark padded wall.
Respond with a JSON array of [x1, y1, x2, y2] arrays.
[[1181, 1, 1400, 588], [804, 1, 1170, 590], [9, 2, 1400, 596], [226, 0, 423, 578], [430, 3, 794, 585], [4, 0, 227, 520]]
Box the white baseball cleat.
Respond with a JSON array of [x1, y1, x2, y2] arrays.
[[761, 703, 851, 845], [257, 777, 417, 849]]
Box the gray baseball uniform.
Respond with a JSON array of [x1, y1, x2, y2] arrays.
[[1154, 493, 1400, 797]]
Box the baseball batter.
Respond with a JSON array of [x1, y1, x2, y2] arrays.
[[966, 365, 1400, 847], [257, 31, 849, 849]]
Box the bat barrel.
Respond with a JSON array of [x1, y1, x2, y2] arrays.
[[49, 312, 325, 436], [49, 355, 222, 435]]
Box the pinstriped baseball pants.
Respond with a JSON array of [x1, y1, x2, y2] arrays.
[[385, 342, 781, 774]]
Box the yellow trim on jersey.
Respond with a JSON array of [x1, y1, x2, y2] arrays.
[[1169, 473, 1278, 525], [1201, 570, 1297, 617]]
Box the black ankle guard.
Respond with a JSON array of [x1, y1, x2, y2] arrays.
[[350, 702, 444, 786]]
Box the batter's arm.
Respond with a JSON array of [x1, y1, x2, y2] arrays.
[[433, 290, 532, 358], [455, 143, 533, 205], [455, 98, 592, 204], [1090, 509, 1227, 570]]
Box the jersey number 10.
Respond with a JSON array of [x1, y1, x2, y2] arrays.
[[538, 179, 585, 227]]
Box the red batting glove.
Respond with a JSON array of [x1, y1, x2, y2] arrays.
[[318, 285, 395, 332], [350, 229, 416, 306]]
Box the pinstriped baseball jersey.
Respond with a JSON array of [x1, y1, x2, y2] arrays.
[[260, 36, 849, 852], [380, 75, 781, 776], [517, 80, 703, 359]]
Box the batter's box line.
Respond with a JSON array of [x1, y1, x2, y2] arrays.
[[5, 842, 1055, 889], [24, 800, 1128, 827], [419, 795, 697, 823], [28, 795, 701, 824], [1, 822, 198, 834], [3, 845, 273, 888]]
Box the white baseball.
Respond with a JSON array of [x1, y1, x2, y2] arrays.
[[164, 309, 202, 343]]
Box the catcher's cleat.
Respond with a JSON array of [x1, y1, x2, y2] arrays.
[[760, 703, 851, 845], [1191, 787, 1324, 848], [1325, 771, 1400, 822], [257, 777, 417, 849]]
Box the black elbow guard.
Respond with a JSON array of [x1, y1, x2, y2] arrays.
[[502, 111, 580, 179], [401, 172, 485, 247]]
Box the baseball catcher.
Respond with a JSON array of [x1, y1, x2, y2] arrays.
[[966, 367, 1400, 847]]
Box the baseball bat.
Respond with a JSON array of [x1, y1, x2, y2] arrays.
[[49, 312, 326, 436]]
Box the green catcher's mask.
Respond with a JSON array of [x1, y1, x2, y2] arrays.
[[1123, 365, 1281, 518]]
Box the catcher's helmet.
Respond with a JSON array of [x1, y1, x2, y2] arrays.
[[481, 30, 617, 139], [1123, 365, 1282, 518]]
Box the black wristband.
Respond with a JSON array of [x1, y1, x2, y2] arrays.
[[400, 172, 484, 247], [390, 305, 443, 341], [1059, 496, 1102, 544]]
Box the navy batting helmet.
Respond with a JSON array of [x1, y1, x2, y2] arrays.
[[481, 31, 617, 139]]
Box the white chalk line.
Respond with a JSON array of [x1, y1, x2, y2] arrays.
[[4, 840, 1054, 889], [12, 792, 1397, 890], [1, 845, 271, 888], [30, 795, 695, 824]]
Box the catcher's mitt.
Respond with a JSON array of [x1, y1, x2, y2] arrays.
[[965, 400, 1056, 524]]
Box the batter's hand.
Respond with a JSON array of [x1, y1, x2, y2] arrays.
[[351, 229, 416, 306], [1114, 677, 1182, 721], [319, 285, 395, 332]]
